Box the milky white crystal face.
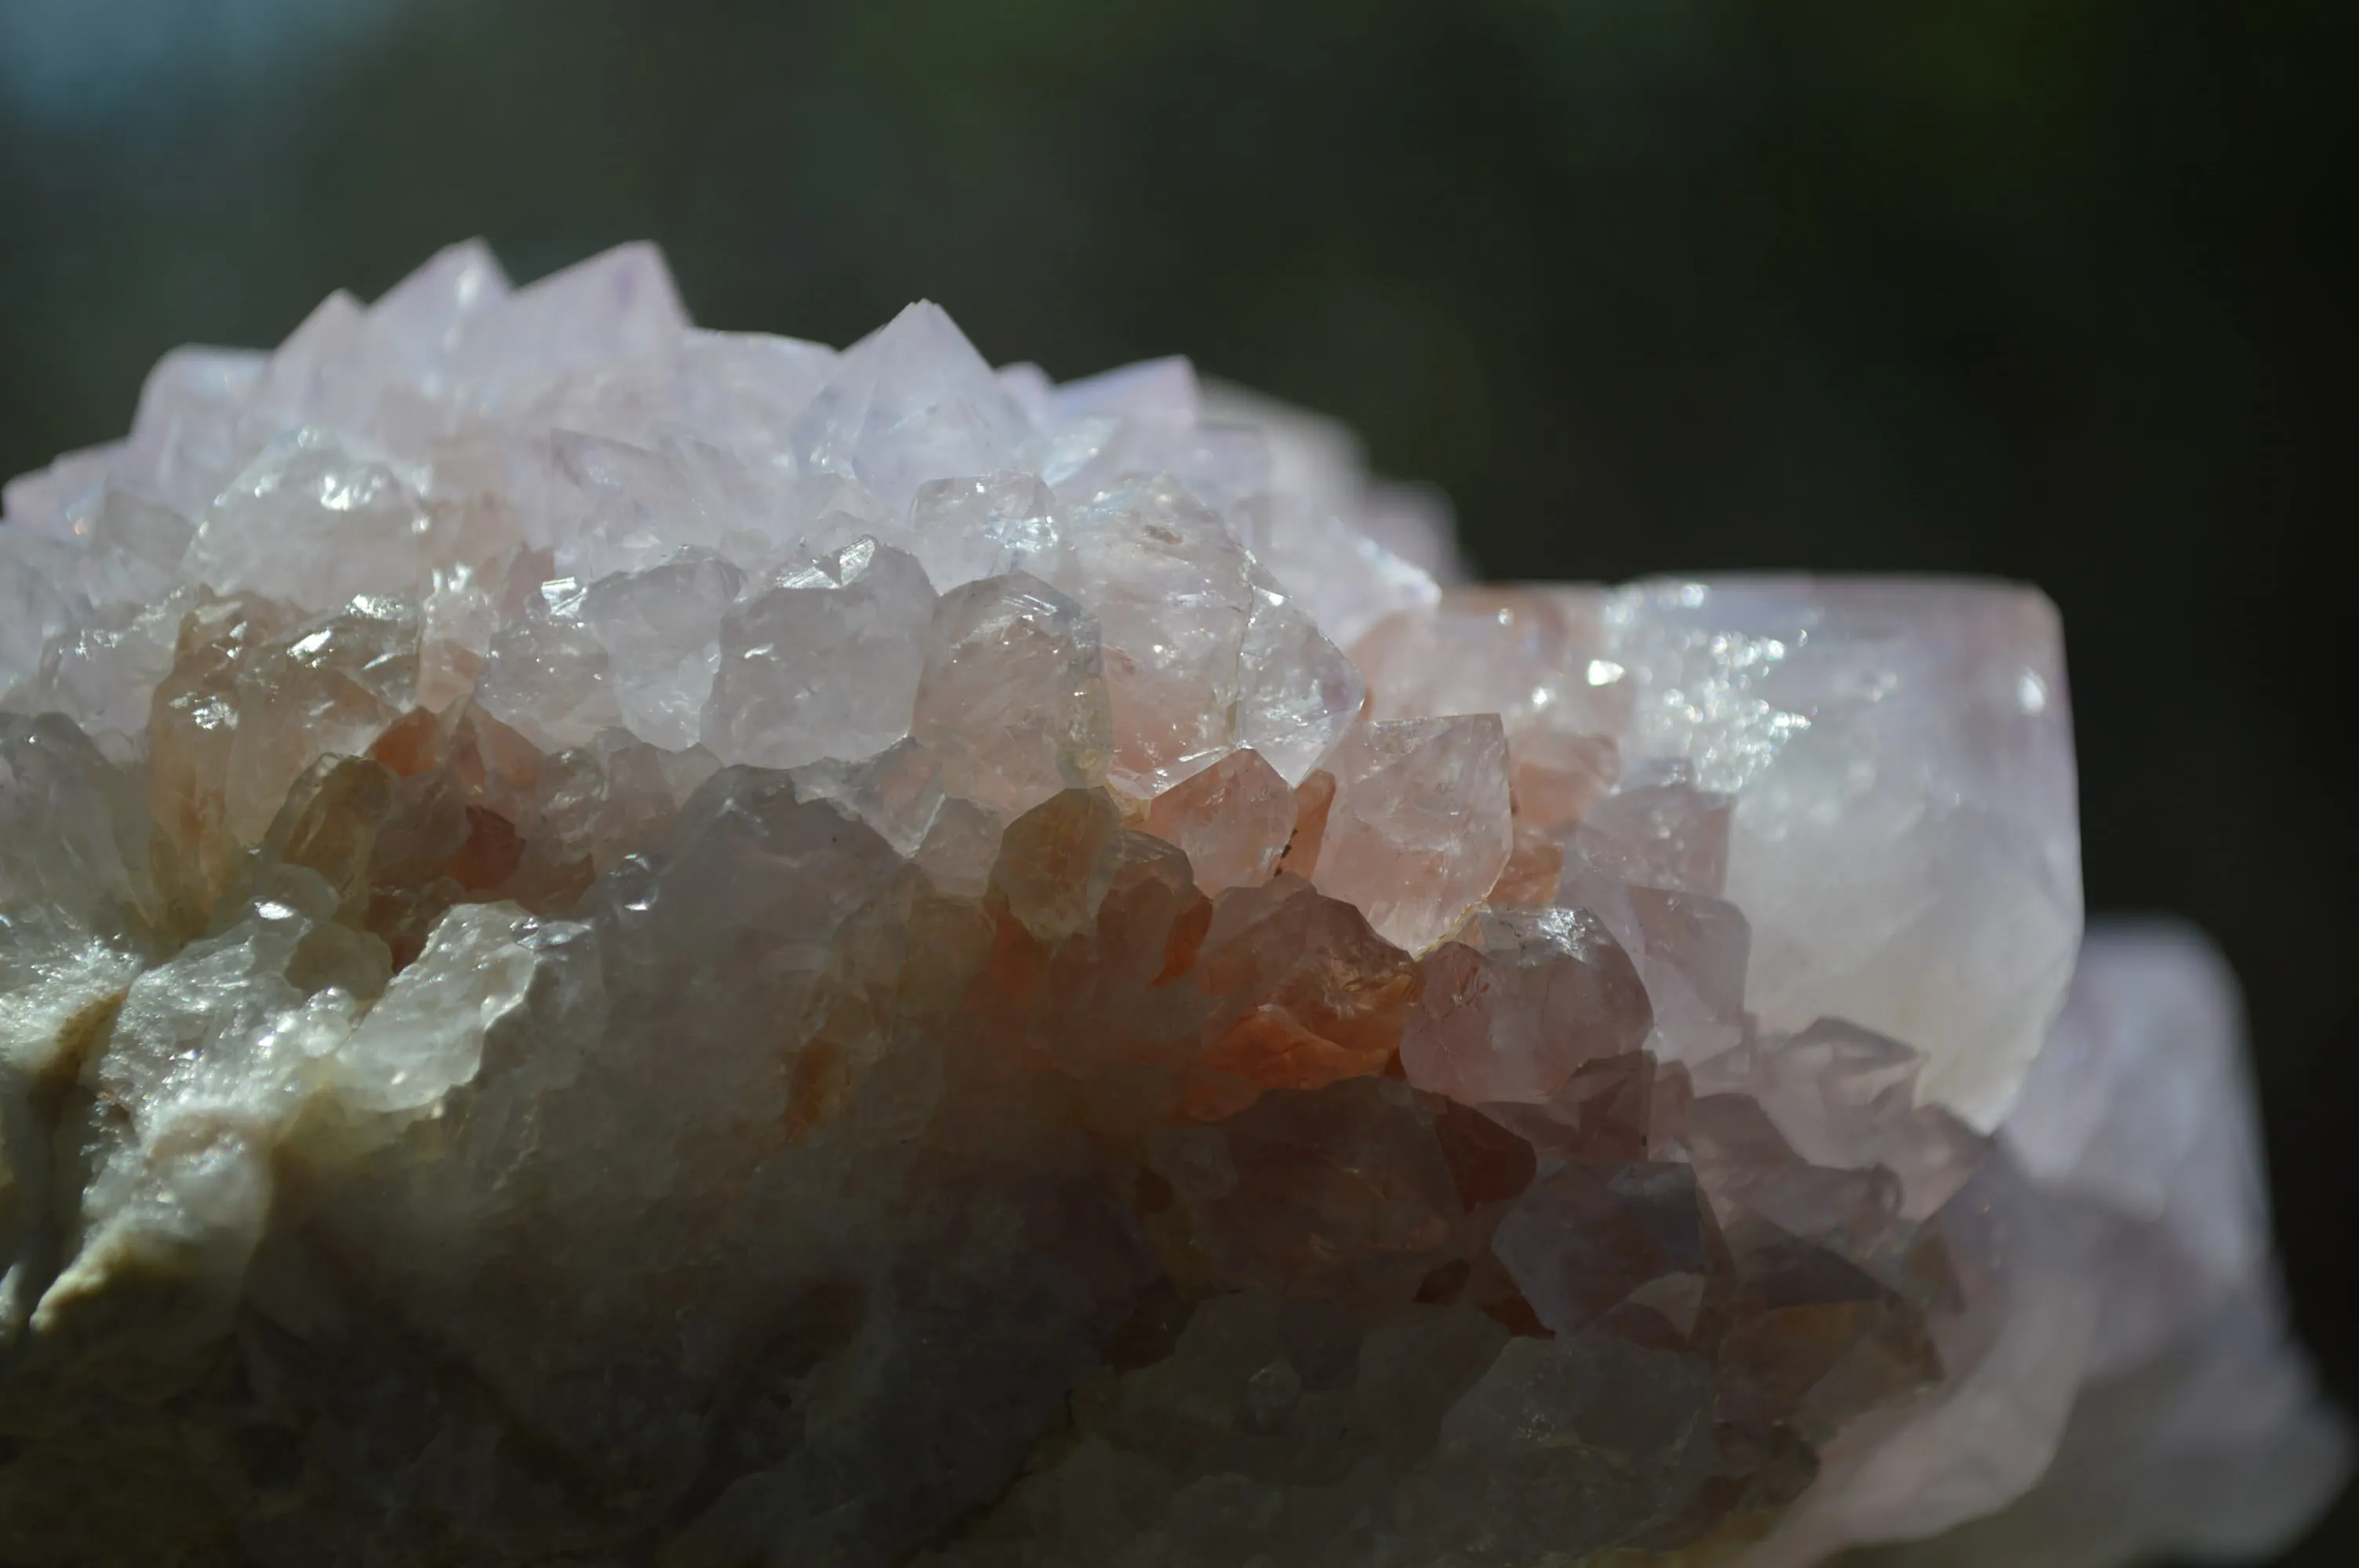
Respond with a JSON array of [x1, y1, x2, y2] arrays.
[[0, 238, 2336, 1568], [1349, 575, 2081, 1131], [703, 540, 936, 770], [2008, 923, 2272, 1356], [1605, 578, 2083, 1132], [1786, 924, 2349, 1568]]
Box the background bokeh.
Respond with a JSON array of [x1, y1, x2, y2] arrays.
[[3, 2, 2352, 1558]]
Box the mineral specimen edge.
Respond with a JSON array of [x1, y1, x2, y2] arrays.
[[0, 238, 2343, 1567]]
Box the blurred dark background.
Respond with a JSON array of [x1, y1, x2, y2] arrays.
[[2, 1, 2353, 1558]]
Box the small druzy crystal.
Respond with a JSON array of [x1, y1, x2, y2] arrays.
[[0, 240, 2342, 1566]]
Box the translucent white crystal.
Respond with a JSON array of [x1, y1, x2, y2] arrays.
[[1401, 905, 1652, 1104], [222, 593, 421, 847], [577, 550, 745, 751], [1607, 578, 2081, 1132], [1355, 584, 1627, 740], [532, 430, 743, 579], [1558, 867, 1750, 1066], [1874, 922, 2350, 1568], [367, 236, 513, 375], [1045, 474, 1355, 799], [38, 878, 360, 1343], [703, 539, 936, 770], [903, 470, 1061, 590], [1048, 475, 1257, 797], [670, 328, 838, 454], [1201, 375, 1469, 585], [187, 431, 434, 610], [1232, 492, 1438, 650], [911, 570, 1111, 817], [1141, 746, 1295, 895], [0, 532, 77, 696], [446, 240, 689, 414], [333, 902, 547, 1114], [1313, 713, 1512, 953], [0, 711, 157, 946], [2, 441, 114, 541], [913, 794, 1003, 897], [0, 238, 2331, 1568], [1038, 357, 1278, 508], [474, 582, 625, 751], [5, 586, 198, 754], [1737, 1150, 2102, 1566], [118, 345, 267, 519], [1236, 568, 1364, 786], [791, 736, 945, 856], [2006, 921, 2268, 1345], [789, 301, 1030, 514]]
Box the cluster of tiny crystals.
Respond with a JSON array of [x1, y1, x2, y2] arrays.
[[0, 241, 2341, 1567]]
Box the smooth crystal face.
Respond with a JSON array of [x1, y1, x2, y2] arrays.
[[1607, 578, 2085, 1134], [0, 240, 2340, 1568]]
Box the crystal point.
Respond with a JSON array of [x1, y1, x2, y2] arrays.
[[1143, 746, 1294, 895], [1312, 713, 1513, 953], [790, 300, 1030, 514], [1403, 905, 1652, 1105], [1049, 474, 1256, 799]]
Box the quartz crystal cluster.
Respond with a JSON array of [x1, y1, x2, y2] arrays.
[[0, 240, 2342, 1567]]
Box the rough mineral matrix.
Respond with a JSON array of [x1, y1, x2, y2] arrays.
[[0, 241, 2344, 1567]]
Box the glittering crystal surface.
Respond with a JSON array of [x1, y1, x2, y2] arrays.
[[0, 241, 2340, 1567]]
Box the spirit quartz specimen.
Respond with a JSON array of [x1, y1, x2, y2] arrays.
[[0, 240, 2343, 1566]]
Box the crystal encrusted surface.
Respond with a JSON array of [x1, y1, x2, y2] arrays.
[[0, 241, 2342, 1566]]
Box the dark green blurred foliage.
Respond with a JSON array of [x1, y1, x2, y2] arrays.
[[2, 2, 2353, 1558]]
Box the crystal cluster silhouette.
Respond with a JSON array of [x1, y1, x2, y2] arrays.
[[0, 241, 2342, 1566]]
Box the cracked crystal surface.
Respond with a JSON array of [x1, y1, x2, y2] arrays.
[[0, 240, 2341, 1566]]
